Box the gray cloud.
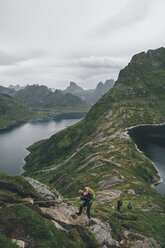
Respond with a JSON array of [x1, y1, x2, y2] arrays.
[[0, 49, 45, 66], [70, 56, 127, 69], [0, 0, 165, 89], [93, 0, 154, 36]]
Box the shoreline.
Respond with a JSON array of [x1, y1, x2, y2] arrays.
[[0, 113, 85, 176], [0, 111, 87, 132], [126, 122, 165, 190]]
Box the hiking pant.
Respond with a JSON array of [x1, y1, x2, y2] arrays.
[[79, 201, 92, 218]]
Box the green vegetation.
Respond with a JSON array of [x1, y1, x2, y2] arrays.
[[14, 85, 91, 112], [0, 85, 15, 96], [0, 84, 90, 130], [0, 173, 99, 248], [0, 93, 35, 129], [92, 189, 165, 244], [0, 233, 19, 248], [11, 205, 77, 248], [0, 174, 42, 203]]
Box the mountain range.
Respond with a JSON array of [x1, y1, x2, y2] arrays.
[[63, 79, 115, 104], [0, 84, 91, 129], [0, 79, 114, 129], [14, 85, 91, 112]]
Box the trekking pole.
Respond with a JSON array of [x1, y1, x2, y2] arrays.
[[62, 197, 78, 200]]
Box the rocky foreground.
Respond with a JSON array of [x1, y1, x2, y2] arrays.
[[6, 177, 162, 248]]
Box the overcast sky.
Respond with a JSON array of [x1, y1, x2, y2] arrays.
[[0, 0, 165, 89]]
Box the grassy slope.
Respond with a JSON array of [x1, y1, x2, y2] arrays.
[[0, 94, 35, 129], [24, 47, 165, 245], [0, 174, 98, 248]]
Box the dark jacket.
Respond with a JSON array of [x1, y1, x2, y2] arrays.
[[81, 192, 92, 202]]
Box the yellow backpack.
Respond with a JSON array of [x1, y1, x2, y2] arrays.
[[85, 187, 95, 200]]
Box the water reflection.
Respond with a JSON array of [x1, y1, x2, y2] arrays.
[[0, 117, 82, 175], [128, 125, 165, 195]]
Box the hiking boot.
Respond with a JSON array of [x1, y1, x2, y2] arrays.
[[76, 212, 81, 216]]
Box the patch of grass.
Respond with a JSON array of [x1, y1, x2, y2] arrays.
[[68, 226, 99, 248], [11, 205, 78, 248], [0, 174, 41, 200], [0, 233, 19, 248]]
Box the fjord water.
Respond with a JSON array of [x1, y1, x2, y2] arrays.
[[128, 125, 165, 195], [0, 117, 81, 175]]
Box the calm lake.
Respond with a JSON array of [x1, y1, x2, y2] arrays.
[[128, 125, 165, 195], [0, 116, 82, 175]]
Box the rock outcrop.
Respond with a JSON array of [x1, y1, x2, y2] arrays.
[[25, 177, 57, 200], [41, 202, 119, 248], [130, 237, 161, 248]]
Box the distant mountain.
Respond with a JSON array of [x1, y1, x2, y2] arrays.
[[89, 79, 115, 104], [95, 79, 115, 96], [14, 85, 51, 106], [0, 85, 15, 96], [63, 79, 115, 104], [65, 81, 84, 94], [9, 84, 25, 91], [0, 93, 34, 129], [14, 85, 90, 112]]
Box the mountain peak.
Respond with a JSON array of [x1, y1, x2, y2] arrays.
[[70, 81, 77, 86], [65, 82, 84, 94], [117, 47, 165, 86]]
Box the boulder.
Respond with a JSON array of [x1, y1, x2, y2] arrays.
[[131, 237, 161, 248], [95, 189, 123, 203], [128, 189, 136, 195], [88, 218, 119, 247], [51, 220, 68, 233], [99, 176, 123, 189], [12, 239, 25, 248], [25, 177, 56, 200]]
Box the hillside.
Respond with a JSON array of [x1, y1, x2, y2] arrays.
[[14, 85, 90, 112], [0, 94, 35, 129], [14, 85, 51, 106], [0, 174, 101, 248], [24, 47, 165, 246]]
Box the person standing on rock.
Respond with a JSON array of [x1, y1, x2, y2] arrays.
[[76, 187, 95, 219]]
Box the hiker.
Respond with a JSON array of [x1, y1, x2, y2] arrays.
[[127, 202, 132, 209], [76, 187, 95, 219], [117, 199, 123, 212]]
